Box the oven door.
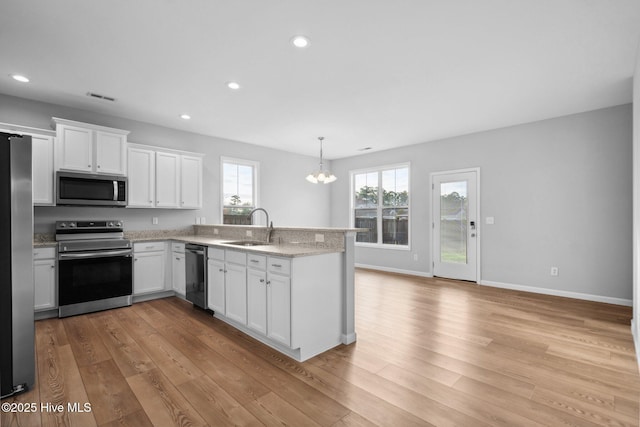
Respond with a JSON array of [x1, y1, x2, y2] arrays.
[[58, 249, 133, 306]]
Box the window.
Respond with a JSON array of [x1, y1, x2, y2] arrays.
[[352, 164, 409, 247], [221, 157, 259, 225]]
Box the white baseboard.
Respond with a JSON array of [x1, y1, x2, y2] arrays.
[[480, 280, 633, 307], [632, 318, 640, 372], [355, 263, 433, 278]]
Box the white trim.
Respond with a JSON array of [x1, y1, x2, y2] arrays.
[[0, 122, 56, 137], [350, 162, 411, 249], [355, 263, 433, 278], [430, 167, 481, 283], [632, 318, 640, 372], [480, 280, 633, 306]]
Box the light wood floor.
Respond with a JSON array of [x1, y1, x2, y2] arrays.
[[2, 269, 640, 426]]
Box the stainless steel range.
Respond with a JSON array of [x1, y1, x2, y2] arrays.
[[56, 220, 133, 318]]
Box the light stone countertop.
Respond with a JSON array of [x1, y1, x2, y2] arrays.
[[143, 235, 344, 258], [33, 234, 345, 257]]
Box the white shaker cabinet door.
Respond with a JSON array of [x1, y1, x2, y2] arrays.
[[155, 152, 180, 208]]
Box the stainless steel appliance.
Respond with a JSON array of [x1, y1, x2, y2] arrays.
[[57, 220, 133, 317], [56, 171, 127, 207], [1, 132, 34, 398], [185, 244, 207, 309]]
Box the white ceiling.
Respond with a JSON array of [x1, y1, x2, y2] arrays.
[[1, 1, 639, 159]]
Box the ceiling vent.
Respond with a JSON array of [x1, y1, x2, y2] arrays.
[[86, 92, 116, 102]]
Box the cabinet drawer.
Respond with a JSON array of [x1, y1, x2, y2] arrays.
[[247, 254, 266, 270], [226, 250, 246, 266], [171, 242, 185, 253], [134, 241, 165, 253], [208, 247, 225, 260], [33, 247, 56, 260], [268, 257, 290, 275]]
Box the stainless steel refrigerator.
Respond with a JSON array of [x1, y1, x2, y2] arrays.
[[0, 132, 35, 398]]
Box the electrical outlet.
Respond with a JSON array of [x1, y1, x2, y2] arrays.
[[486, 216, 495, 225], [550, 266, 559, 276], [195, 217, 201, 225], [200, 217, 206, 224], [152, 217, 158, 225], [213, 228, 219, 235], [413, 253, 418, 261], [246, 230, 252, 237], [315, 233, 325, 243]]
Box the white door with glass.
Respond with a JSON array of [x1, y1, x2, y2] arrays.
[[432, 170, 478, 281]]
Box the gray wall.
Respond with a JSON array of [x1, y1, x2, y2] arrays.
[[331, 104, 633, 301], [0, 94, 332, 234]]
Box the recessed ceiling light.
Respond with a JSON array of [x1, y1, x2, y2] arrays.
[[226, 81, 241, 90], [290, 36, 310, 48], [180, 114, 191, 120], [11, 74, 30, 83]]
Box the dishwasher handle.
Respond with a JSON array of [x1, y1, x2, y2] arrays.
[[185, 245, 206, 256]]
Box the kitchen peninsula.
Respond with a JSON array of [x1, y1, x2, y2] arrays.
[[142, 224, 359, 362]]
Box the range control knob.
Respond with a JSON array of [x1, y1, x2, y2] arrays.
[[108, 222, 114, 227], [116, 221, 122, 227], [69, 222, 76, 228], [59, 222, 66, 228]]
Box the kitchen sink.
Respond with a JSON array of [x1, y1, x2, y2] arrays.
[[223, 240, 269, 247]]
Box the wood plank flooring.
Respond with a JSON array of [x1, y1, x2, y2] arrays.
[[2, 269, 639, 426]]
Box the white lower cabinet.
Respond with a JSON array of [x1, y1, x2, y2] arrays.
[[247, 255, 291, 346], [33, 248, 56, 311], [225, 261, 247, 324], [171, 243, 185, 296], [208, 246, 341, 362], [266, 270, 291, 346], [133, 242, 166, 295], [207, 249, 247, 323], [207, 258, 226, 314]]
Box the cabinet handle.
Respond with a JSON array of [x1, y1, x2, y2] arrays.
[[271, 264, 282, 268], [50, 265, 55, 269], [97, 165, 101, 168], [250, 259, 259, 263], [259, 279, 265, 283], [176, 257, 180, 260], [134, 258, 138, 261], [87, 164, 91, 168], [266, 280, 271, 285]]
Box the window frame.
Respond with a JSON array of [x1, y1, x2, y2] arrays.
[[220, 156, 261, 225], [350, 162, 411, 250]]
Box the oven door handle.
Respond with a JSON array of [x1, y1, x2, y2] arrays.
[[59, 249, 133, 260]]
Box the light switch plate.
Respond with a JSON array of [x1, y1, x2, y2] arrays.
[[315, 233, 325, 242], [485, 216, 495, 225], [246, 230, 252, 237]]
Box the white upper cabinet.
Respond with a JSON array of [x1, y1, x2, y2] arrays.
[[127, 143, 203, 209], [95, 131, 127, 174], [127, 146, 156, 208], [156, 151, 181, 208], [31, 134, 55, 205], [52, 118, 128, 176], [180, 155, 202, 209]]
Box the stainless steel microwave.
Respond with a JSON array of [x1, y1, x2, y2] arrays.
[[56, 171, 127, 207]]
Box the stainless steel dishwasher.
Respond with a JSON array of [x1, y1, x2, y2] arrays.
[[185, 244, 207, 309]]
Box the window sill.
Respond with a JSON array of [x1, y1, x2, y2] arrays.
[[355, 242, 411, 251]]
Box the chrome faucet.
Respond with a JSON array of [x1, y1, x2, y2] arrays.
[[247, 208, 274, 243]]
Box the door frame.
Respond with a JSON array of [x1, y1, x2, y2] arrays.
[[430, 167, 481, 283]]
